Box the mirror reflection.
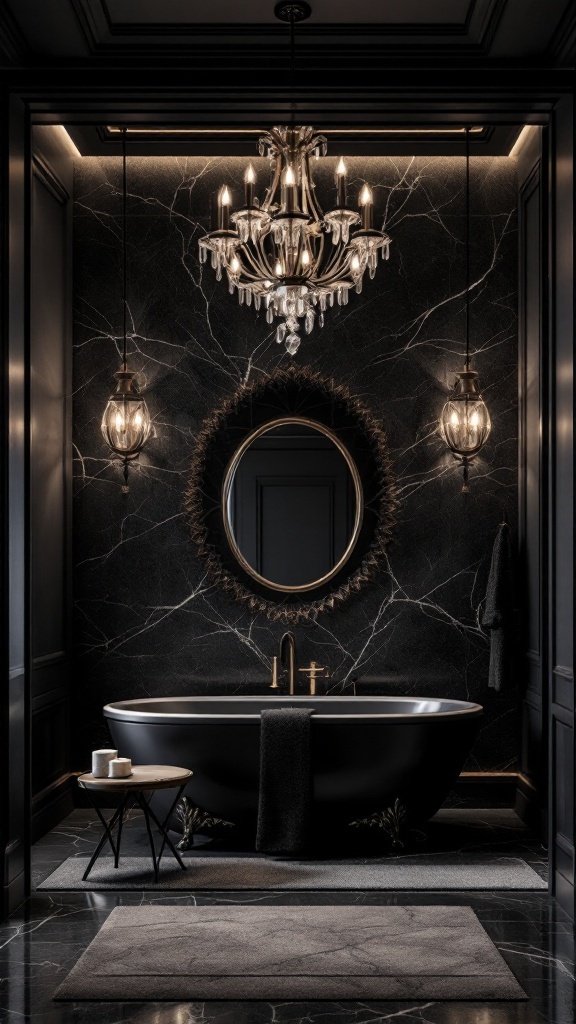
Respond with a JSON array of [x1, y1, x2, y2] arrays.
[[223, 418, 363, 592]]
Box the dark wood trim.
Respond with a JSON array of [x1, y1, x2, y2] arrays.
[[516, 136, 549, 842], [547, 94, 574, 920], [28, 128, 74, 850], [455, 772, 519, 806], [31, 154, 70, 204], [0, 93, 31, 920], [515, 771, 547, 837]]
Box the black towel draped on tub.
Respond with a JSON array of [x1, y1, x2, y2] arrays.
[[256, 707, 314, 855]]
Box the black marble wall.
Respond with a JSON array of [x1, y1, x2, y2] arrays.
[[73, 154, 518, 777]]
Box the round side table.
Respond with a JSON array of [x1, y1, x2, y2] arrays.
[[77, 764, 192, 883]]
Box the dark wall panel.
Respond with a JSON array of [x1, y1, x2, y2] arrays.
[[31, 171, 67, 660], [29, 129, 74, 840], [548, 95, 575, 918], [1, 95, 28, 918], [517, 127, 547, 832]]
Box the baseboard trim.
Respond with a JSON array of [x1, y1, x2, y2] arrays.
[[451, 771, 519, 806], [31, 773, 77, 843], [514, 772, 547, 839], [1, 869, 27, 922]]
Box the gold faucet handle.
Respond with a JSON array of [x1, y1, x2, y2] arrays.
[[298, 661, 328, 695], [298, 661, 327, 678]]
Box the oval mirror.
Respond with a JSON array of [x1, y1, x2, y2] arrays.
[[222, 417, 363, 593], [185, 365, 397, 623]]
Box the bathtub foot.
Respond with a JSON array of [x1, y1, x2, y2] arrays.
[[175, 797, 234, 850], [349, 798, 408, 850]]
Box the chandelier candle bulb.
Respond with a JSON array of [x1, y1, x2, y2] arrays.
[[244, 164, 256, 206], [336, 157, 347, 207], [283, 164, 296, 212], [219, 186, 232, 230], [91, 749, 118, 778], [108, 757, 132, 779], [359, 183, 373, 229]]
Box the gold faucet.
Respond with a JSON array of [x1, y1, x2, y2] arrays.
[[298, 661, 328, 696], [279, 631, 296, 695], [269, 655, 280, 689]]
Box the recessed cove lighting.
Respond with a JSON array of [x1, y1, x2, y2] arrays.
[[105, 125, 485, 137]]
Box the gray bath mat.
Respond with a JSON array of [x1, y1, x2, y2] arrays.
[[38, 853, 547, 890], [54, 904, 526, 1001]]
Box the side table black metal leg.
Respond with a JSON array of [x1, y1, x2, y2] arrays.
[[137, 792, 159, 882], [146, 786, 187, 871], [114, 793, 129, 868], [82, 796, 124, 882]]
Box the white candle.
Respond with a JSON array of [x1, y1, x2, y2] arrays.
[[108, 757, 132, 779], [359, 183, 373, 230], [92, 749, 118, 778], [336, 157, 347, 207]]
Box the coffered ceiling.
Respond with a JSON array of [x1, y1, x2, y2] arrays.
[[3, 0, 573, 158], [2, 0, 574, 64]]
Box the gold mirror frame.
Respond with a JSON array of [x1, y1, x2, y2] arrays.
[[222, 416, 364, 594], [184, 365, 398, 623]]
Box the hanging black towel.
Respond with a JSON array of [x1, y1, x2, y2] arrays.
[[482, 523, 517, 691], [255, 707, 314, 855]]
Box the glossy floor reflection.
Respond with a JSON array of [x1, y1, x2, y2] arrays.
[[1, 889, 573, 1023], [0, 809, 570, 1024]]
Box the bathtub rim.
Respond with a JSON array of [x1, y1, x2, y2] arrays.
[[103, 694, 484, 725]]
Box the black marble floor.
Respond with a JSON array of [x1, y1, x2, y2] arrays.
[[1, 810, 572, 1024], [32, 806, 548, 887]]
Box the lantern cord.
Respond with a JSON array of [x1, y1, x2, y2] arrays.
[[461, 458, 470, 494], [289, 11, 296, 127], [464, 125, 470, 372], [122, 126, 127, 373], [122, 127, 129, 493]]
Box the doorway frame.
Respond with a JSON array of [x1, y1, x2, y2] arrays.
[[1, 70, 573, 919]]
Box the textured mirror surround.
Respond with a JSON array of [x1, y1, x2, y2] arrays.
[[185, 366, 397, 622]]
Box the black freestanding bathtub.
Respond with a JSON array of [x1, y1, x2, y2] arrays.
[[104, 695, 483, 835]]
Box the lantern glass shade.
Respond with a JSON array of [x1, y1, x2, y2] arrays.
[[101, 371, 151, 458], [440, 370, 491, 459]]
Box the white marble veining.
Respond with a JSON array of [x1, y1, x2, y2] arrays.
[[72, 155, 518, 776]]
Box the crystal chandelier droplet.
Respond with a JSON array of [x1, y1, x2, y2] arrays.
[[198, 126, 391, 355]]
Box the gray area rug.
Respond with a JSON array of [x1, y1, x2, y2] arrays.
[[39, 853, 547, 890], [54, 904, 527, 1001]]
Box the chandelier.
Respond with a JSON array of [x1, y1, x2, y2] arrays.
[[198, 3, 391, 356], [440, 127, 491, 491]]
